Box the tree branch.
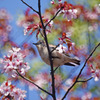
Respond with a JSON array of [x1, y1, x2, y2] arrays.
[[51, 44, 60, 53], [45, 7, 64, 28], [62, 42, 100, 100], [38, 0, 56, 99], [21, 0, 39, 14], [16, 70, 52, 96], [77, 77, 93, 83]]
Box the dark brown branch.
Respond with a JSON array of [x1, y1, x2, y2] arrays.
[[38, 0, 56, 99], [53, 66, 60, 73], [51, 44, 60, 53], [77, 77, 93, 83], [16, 70, 52, 96], [38, 28, 45, 38], [62, 42, 100, 100], [45, 7, 64, 28], [21, 0, 39, 14]]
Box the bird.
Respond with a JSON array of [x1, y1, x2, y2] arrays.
[[33, 40, 80, 67]]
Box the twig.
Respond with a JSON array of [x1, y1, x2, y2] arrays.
[[21, 0, 39, 14], [77, 77, 93, 83], [51, 44, 60, 53], [16, 70, 52, 96], [62, 42, 100, 100], [39, 28, 45, 38], [53, 66, 60, 73], [45, 7, 64, 28], [38, 0, 56, 99]]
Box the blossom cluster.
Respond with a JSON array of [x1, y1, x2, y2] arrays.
[[17, 9, 53, 38], [81, 92, 92, 100], [90, 64, 100, 81], [0, 81, 26, 100], [51, 0, 78, 21], [58, 32, 75, 51], [17, 1, 78, 38], [0, 47, 30, 78], [23, 18, 53, 37], [0, 9, 12, 44]]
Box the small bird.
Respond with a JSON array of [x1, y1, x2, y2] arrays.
[[33, 40, 80, 67]]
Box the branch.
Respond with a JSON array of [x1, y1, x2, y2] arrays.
[[38, 28, 45, 38], [16, 70, 52, 96], [53, 66, 60, 73], [45, 7, 64, 28], [21, 0, 39, 14], [77, 77, 93, 83], [38, 0, 56, 99], [51, 44, 60, 53], [62, 42, 100, 100]]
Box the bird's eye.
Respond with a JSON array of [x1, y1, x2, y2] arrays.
[[40, 42, 43, 44]]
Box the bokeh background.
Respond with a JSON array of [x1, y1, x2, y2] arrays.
[[0, 0, 100, 100]]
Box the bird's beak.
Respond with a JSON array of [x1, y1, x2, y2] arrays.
[[33, 42, 39, 45]]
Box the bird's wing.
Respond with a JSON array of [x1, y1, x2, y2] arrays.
[[49, 44, 70, 57], [46, 43, 80, 66]]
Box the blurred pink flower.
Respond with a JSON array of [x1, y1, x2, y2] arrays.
[[0, 81, 26, 100], [0, 47, 30, 78]]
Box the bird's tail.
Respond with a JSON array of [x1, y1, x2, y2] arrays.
[[64, 57, 80, 66]]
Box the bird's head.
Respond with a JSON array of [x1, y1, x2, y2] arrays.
[[33, 40, 45, 49]]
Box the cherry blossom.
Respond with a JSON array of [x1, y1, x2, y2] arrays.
[[62, 9, 77, 21], [84, 11, 98, 20], [0, 9, 11, 44], [24, 24, 39, 35], [90, 64, 100, 81], [58, 32, 75, 51], [11, 87, 26, 100], [94, 4, 100, 14], [53, 1, 78, 21], [0, 81, 11, 97], [81, 92, 92, 100], [0, 47, 30, 78], [56, 44, 67, 53], [51, 0, 55, 4], [0, 81, 26, 100]]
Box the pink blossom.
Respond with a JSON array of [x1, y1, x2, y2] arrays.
[[62, 9, 77, 21], [50, 0, 55, 4], [30, 73, 48, 90], [58, 32, 75, 51], [94, 4, 100, 14], [92, 69, 100, 81], [11, 87, 26, 100], [90, 64, 100, 81], [56, 44, 67, 53], [0, 81, 11, 96], [0, 47, 30, 78], [0, 9, 12, 43], [0, 81, 26, 100], [85, 11, 98, 20], [81, 92, 92, 100]]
